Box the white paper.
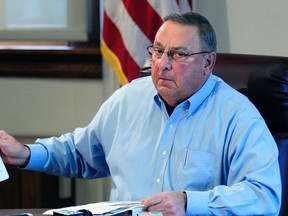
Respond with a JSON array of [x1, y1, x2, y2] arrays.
[[0, 156, 9, 182], [43, 201, 145, 215]]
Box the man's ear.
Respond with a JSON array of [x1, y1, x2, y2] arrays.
[[204, 52, 217, 74]]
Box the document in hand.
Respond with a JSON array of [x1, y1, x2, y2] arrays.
[[0, 156, 9, 182], [43, 201, 145, 216]]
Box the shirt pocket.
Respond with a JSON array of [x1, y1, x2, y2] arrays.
[[179, 149, 215, 191]]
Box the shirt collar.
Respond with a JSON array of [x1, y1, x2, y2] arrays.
[[153, 73, 216, 114], [186, 73, 216, 114]]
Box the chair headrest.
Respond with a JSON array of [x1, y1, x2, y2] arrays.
[[240, 62, 288, 133]]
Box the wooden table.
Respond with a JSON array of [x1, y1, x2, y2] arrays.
[[0, 209, 48, 216]]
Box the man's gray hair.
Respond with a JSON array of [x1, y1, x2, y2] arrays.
[[164, 12, 217, 52]]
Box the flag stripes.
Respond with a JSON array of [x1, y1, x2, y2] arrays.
[[122, 0, 163, 43], [102, 11, 139, 84], [101, 0, 193, 86]]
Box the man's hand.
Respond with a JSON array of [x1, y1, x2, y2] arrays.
[[0, 130, 30, 167], [141, 191, 187, 216]]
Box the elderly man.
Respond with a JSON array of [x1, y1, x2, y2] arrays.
[[0, 12, 281, 215]]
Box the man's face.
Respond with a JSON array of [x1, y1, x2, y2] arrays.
[[151, 20, 215, 107]]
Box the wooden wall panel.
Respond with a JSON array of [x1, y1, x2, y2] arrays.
[[0, 47, 102, 79]]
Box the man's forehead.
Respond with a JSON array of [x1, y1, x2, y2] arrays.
[[154, 22, 201, 50], [153, 41, 189, 51]]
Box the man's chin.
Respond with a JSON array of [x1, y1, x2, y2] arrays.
[[157, 86, 174, 97]]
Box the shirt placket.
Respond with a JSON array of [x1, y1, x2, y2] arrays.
[[151, 103, 186, 192]]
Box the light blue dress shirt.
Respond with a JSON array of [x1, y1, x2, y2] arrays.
[[26, 74, 281, 215]]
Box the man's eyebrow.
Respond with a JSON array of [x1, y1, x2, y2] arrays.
[[171, 47, 188, 51], [153, 41, 163, 47], [153, 42, 188, 51]]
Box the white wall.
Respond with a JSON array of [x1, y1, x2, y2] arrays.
[[194, 0, 288, 56], [0, 78, 103, 136]]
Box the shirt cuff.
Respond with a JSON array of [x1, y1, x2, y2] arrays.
[[24, 144, 48, 170], [184, 190, 210, 215]]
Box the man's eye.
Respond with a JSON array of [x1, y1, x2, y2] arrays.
[[174, 52, 188, 57], [154, 48, 164, 54]]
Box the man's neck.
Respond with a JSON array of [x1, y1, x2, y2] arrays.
[[161, 97, 175, 116]]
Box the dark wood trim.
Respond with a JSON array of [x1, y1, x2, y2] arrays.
[[0, 46, 102, 78]]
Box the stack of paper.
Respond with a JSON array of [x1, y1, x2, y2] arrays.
[[43, 201, 145, 216]]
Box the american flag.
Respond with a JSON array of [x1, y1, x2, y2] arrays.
[[101, 0, 193, 86]]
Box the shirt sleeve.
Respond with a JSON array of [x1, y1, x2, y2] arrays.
[[184, 191, 210, 215], [24, 143, 48, 170], [23, 130, 110, 179]]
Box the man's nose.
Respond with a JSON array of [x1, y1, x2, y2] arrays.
[[159, 52, 172, 71]]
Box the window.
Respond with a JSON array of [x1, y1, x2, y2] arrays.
[[0, 0, 101, 78], [0, 0, 88, 41]]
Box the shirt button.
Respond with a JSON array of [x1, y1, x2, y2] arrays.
[[156, 178, 161, 183], [169, 124, 173, 129], [162, 151, 167, 156]]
